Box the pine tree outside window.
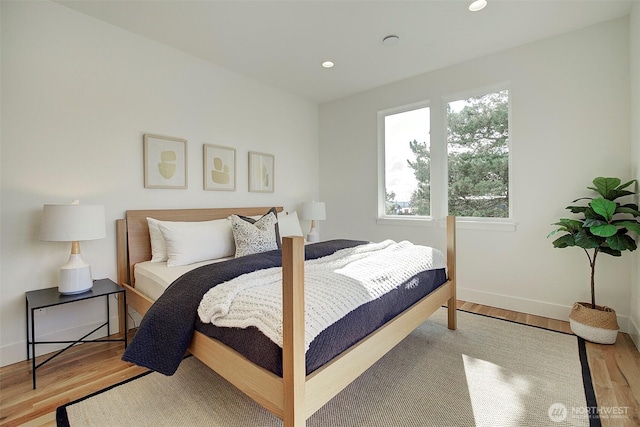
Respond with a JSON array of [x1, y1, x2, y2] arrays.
[[447, 89, 509, 218]]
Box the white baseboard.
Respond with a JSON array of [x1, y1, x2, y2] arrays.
[[628, 316, 640, 352], [0, 315, 121, 368], [458, 287, 630, 334]]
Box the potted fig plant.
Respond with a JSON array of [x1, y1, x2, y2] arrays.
[[548, 177, 640, 344]]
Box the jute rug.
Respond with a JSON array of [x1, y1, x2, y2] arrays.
[[57, 309, 599, 426]]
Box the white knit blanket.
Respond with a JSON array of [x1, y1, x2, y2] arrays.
[[197, 240, 446, 351]]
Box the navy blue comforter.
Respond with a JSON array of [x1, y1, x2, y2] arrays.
[[122, 239, 368, 375]]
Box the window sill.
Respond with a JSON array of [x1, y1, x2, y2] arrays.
[[376, 217, 436, 227], [377, 216, 517, 231]]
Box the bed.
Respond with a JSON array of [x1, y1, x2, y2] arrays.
[[116, 206, 457, 427]]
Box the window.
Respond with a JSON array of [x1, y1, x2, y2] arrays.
[[382, 105, 430, 217], [379, 87, 510, 222], [447, 90, 509, 218]]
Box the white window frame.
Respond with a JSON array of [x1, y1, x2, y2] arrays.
[[377, 100, 433, 224], [377, 82, 516, 231]]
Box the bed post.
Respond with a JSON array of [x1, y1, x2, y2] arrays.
[[282, 236, 306, 427], [116, 218, 129, 335], [446, 216, 457, 330]]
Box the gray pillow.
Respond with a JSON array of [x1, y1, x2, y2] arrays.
[[231, 212, 278, 257]]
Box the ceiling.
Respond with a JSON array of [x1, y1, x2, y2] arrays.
[[56, 0, 636, 104]]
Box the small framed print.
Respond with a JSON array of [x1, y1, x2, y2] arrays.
[[204, 144, 236, 191], [248, 151, 274, 193], [143, 134, 187, 189]]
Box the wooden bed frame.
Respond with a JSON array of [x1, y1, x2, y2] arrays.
[[116, 207, 457, 427]]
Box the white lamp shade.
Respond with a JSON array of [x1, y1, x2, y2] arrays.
[[40, 204, 106, 242], [301, 201, 326, 221]]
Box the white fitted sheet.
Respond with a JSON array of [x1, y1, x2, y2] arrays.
[[134, 258, 232, 301]]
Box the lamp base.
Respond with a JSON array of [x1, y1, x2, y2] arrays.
[[58, 254, 93, 294], [306, 227, 320, 243]]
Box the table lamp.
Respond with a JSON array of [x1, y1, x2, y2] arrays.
[[301, 201, 326, 243], [40, 200, 106, 294]]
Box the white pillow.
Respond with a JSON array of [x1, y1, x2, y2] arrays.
[[158, 219, 235, 267], [147, 217, 168, 262], [277, 211, 304, 241], [231, 212, 278, 257]]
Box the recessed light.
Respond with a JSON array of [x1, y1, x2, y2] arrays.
[[322, 61, 334, 68], [468, 0, 487, 12]]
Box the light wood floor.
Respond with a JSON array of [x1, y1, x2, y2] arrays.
[[1, 301, 638, 426]]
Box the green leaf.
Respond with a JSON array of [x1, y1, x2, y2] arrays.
[[590, 223, 618, 237], [573, 231, 601, 248], [551, 218, 583, 232], [591, 177, 621, 199], [547, 229, 560, 238], [599, 246, 622, 257], [583, 207, 605, 220], [552, 234, 575, 248], [613, 220, 640, 234], [590, 178, 638, 201], [570, 197, 593, 204], [616, 204, 640, 216], [566, 205, 589, 214], [606, 234, 637, 251], [590, 198, 616, 221], [583, 218, 606, 228], [608, 190, 636, 200], [616, 179, 638, 192]]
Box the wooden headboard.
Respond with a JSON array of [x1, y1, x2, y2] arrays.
[[116, 206, 283, 286]]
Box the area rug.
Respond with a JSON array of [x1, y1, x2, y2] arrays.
[[57, 308, 599, 426]]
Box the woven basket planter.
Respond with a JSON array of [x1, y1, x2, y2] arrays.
[[569, 302, 619, 344]]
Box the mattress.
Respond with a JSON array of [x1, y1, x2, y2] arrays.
[[134, 258, 231, 301]]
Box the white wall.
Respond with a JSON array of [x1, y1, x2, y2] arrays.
[[630, 2, 640, 351], [0, 1, 319, 366], [320, 18, 633, 328]]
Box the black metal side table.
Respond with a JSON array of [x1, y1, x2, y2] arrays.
[[25, 278, 127, 389]]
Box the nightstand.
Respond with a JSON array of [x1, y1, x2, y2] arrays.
[[25, 278, 127, 389]]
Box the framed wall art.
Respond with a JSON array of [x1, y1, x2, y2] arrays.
[[204, 144, 236, 191], [248, 151, 274, 193], [143, 134, 188, 189]]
